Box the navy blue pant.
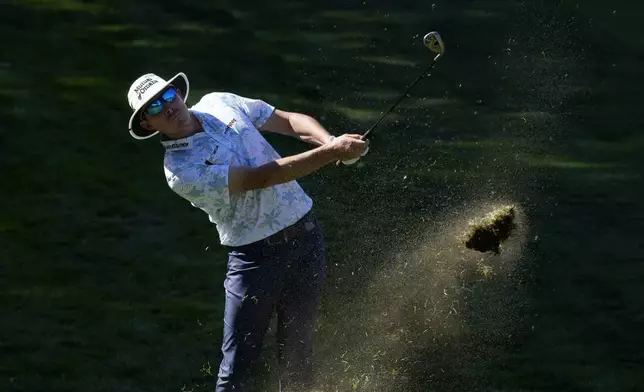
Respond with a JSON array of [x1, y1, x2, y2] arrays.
[[216, 211, 326, 392]]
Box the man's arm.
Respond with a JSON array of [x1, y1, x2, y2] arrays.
[[259, 109, 333, 146], [228, 134, 366, 194]]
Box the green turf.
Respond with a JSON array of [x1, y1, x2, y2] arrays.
[[2, 0, 644, 391]]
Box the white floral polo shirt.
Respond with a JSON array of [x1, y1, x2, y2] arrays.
[[161, 92, 313, 246]]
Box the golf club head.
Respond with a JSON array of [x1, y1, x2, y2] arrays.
[[423, 31, 445, 60]]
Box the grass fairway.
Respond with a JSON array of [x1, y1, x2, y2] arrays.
[[2, 0, 643, 391]]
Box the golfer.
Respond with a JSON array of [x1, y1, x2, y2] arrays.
[[125, 72, 367, 391]]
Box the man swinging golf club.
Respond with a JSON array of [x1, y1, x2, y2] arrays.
[[125, 72, 367, 391]]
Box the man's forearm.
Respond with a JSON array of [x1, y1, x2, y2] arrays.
[[229, 143, 337, 193], [260, 143, 336, 186], [288, 113, 333, 146]]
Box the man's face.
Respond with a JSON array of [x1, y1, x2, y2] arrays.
[[139, 86, 192, 135]]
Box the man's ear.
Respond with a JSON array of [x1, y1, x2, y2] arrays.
[[140, 119, 155, 131]]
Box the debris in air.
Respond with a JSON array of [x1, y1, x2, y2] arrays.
[[460, 205, 517, 254]]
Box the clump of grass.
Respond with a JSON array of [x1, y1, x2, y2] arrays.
[[460, 205, 517, 254]]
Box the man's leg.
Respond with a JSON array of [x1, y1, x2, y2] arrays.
[[276, 220, 327, 391], [216, 246, 284, 392]]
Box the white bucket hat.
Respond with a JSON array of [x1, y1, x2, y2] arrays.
[[127, 72, 190, 140]]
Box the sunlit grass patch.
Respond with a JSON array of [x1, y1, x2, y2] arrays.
[[300, 31, 370, 45], [169, 23, 228, 34], [396, 97, 459, 109], [578, 172, 641, 182], [317, 10, 388, 23], [318, 10, 428, 24], [257, 30, 365, 45], [441, 139, 504, 148], [114, 38, 183, 49], [59, 91, 87, 103], [0, 88, 30, 98], [501, 111, 559, 122], [334, 40, 370, 50], [17, 0, 105, 13], [521, 154, 618, 169], [329, 104, 403, 123], [356, 90, 408, 100], [93, 24, 137, 33], [6, 286, 72, 300], [356, 56, 419, 67], [576, 136, 644, 153]]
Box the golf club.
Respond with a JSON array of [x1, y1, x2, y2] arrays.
[[339, 32, 445, 165], [362, 31, 445, 140]]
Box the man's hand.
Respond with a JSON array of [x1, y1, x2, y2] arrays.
[[328, 134, 368, 161], [327, 134, 369, 165]]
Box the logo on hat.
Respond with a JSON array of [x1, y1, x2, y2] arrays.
[[133, 78, 159, 101]]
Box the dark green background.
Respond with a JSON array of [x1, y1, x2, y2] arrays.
[[2, 0, 643, 391]]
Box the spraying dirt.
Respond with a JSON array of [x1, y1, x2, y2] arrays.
[[460, 205, 518, 254]]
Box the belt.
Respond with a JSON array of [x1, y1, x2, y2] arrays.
[[261, 211, 315, 246]]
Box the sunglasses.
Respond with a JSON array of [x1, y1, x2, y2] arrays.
[[144, 87, 177, 116]]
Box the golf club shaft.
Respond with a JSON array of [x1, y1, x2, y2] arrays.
[[362, 58, 438, 140]]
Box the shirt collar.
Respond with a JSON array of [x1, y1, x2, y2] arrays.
[[160, 110, 231, 152]]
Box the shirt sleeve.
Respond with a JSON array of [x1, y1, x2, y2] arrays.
[[164, 161, 231, 212], [233, 94, 276, 129]]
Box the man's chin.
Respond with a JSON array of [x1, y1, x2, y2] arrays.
[[174, 115, 189, 127], [168, 113, 180, 124], [161, 128, 184, 139]]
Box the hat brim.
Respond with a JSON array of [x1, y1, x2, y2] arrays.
[[128, 72, 190, 140]]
